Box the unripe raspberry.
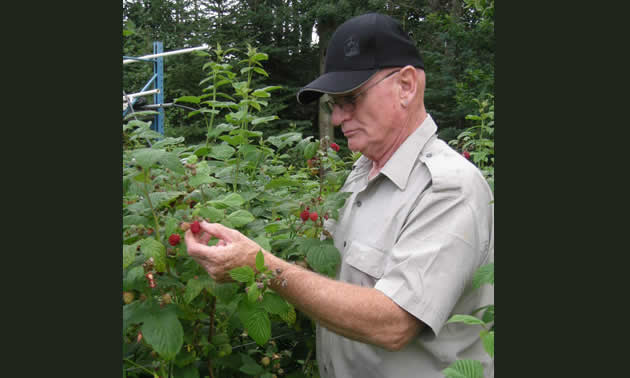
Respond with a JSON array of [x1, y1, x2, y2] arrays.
[[123, 291, 135, 304], [261, 356, 271, 366], [162, 293, 172, 304], [137, 332, 143, 343], [309, 212, 318, 222], [180, 222, 191, 232]]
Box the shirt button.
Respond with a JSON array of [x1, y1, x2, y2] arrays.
[[426, 153, 432, 158], [356, 200, 362, 207]]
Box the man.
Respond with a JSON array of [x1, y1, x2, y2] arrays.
[[185, 12, 494, 378]]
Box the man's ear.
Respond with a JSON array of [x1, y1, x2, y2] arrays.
[[397, 65, 418, 106]]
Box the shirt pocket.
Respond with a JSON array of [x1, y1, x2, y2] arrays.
[[342, 241, 386, 287]]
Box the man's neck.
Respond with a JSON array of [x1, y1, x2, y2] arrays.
[[369, 109, 427, 179]]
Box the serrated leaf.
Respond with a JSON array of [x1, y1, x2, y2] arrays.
[[238, 300, 271, 346], [141, 306, 184, 361], [140, 238, 166, 272], [265, 178, 300, 189], [123, 244, 136, 269], [255, 250, 265, 271], [229, 266, 255, 283], [251, 115, 278, 125], [480, 330, 494, 358], [198, 205, 225, 222], [147, 191, 186, 210], [446, 314, 486, 326], [303, 142, 318, 159], [209, 144, 236, 160], [261, 292, 289, 315], [239, 353, 264, 375], [247, 281, 261, 303], [442, 359, 484, 378], [123, 266, 145, 292], [253, 235, 272, 254], [278, 304, 296, 325], [299, 239, 341, 277], [472, 263, 494, 289], [184, 276, 212, 304], [227, 209, 255, 227], [208, 193, 244, 211]]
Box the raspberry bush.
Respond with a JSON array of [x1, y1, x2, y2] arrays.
[[123, 44, 351, 377]]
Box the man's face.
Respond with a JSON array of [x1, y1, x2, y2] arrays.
[[329, 69, 402, 160]]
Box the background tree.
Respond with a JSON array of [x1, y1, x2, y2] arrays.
[[123, 0, 494, 144]]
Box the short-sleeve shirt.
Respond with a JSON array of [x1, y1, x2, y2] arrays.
[[317, 114, 494, 378]]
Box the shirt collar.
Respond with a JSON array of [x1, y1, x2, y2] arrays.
[[378, 114, 438, 190]]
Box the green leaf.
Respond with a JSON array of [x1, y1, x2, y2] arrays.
[[123, 266, 145, 292], [229, 266, 255, 283], [304, 141, 318, 159], [481, 305, 494, 324], [480, 330, 494, 358], [472, 263, 494, 289], [123, 244, 136, 269], [442, 359, 484, 378], [247, 281, 261, 303], [140, 238, 167, 272], [252, 235, 272, 253], [253, 67, 269, 77], [261, 292, 290, 315], [265, 178, 300, 189], [238, 299, 271, 346], [227, 209, 255, 227], [198, 205, 225, 222], [251, 115, 278, 125], [299, 239, 341, 277], [172, 364, 200, 378], [214, 192, 244, 211], [251, 89, 271, 98], [446, 314, 486, 327], [255, 250, 265, 271], [175, 96, 200, 104], [278, 304, 296, 326], [184, 276, 212, 304], [209, 144, 236, 160], [239, 353, 264, 375], [141, 305, 184, 361]]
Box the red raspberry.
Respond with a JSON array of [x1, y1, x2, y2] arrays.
[[168, 234, 181, 246], [330, 143, 340, 152], [463, 151, 471, 159], [300, 210, 310, 222], [190, 221, 201, 234], [309, 211, 318, 222]]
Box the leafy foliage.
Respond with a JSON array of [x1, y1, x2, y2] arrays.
[[123, 44, 352, 377]]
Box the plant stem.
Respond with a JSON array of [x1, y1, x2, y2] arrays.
[[123, 358, 156, 376]]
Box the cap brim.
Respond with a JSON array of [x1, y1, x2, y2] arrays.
[[296, 69, 379, 104]]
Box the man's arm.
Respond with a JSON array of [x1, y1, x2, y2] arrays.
[[184, 221, 424, 351]]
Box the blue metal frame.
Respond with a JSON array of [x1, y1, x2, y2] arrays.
[[153, 41, 164, 135], [123, 41, 165, 135]]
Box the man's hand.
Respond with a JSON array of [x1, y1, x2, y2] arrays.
[[184, 221, 262, 282]]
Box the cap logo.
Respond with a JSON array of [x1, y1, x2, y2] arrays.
[[344, 36, 360, 57]]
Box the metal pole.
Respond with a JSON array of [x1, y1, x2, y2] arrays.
[[123, 44, 209, 64], [123, 89, 160, 102], [153, 41, 164, 135]]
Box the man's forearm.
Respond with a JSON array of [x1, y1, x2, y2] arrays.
[[261, 251, 422, 351]]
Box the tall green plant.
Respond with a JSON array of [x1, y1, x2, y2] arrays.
[[123, 44, 352, 378]]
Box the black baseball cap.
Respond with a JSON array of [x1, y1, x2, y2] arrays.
[[297, 13, 424, 104]]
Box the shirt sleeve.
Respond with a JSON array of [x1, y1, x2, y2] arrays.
[[374, 186, 486, 337]]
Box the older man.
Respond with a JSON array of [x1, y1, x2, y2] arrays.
[[185, 12, 494, 378]]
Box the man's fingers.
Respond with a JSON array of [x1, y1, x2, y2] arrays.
[[199, 221, 238, 243]]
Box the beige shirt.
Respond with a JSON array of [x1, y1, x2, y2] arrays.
[[318, 114, 494, 378]]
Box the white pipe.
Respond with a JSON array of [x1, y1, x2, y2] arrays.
[[123, 89, 160, 101], [123, 44, 209, 64]]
